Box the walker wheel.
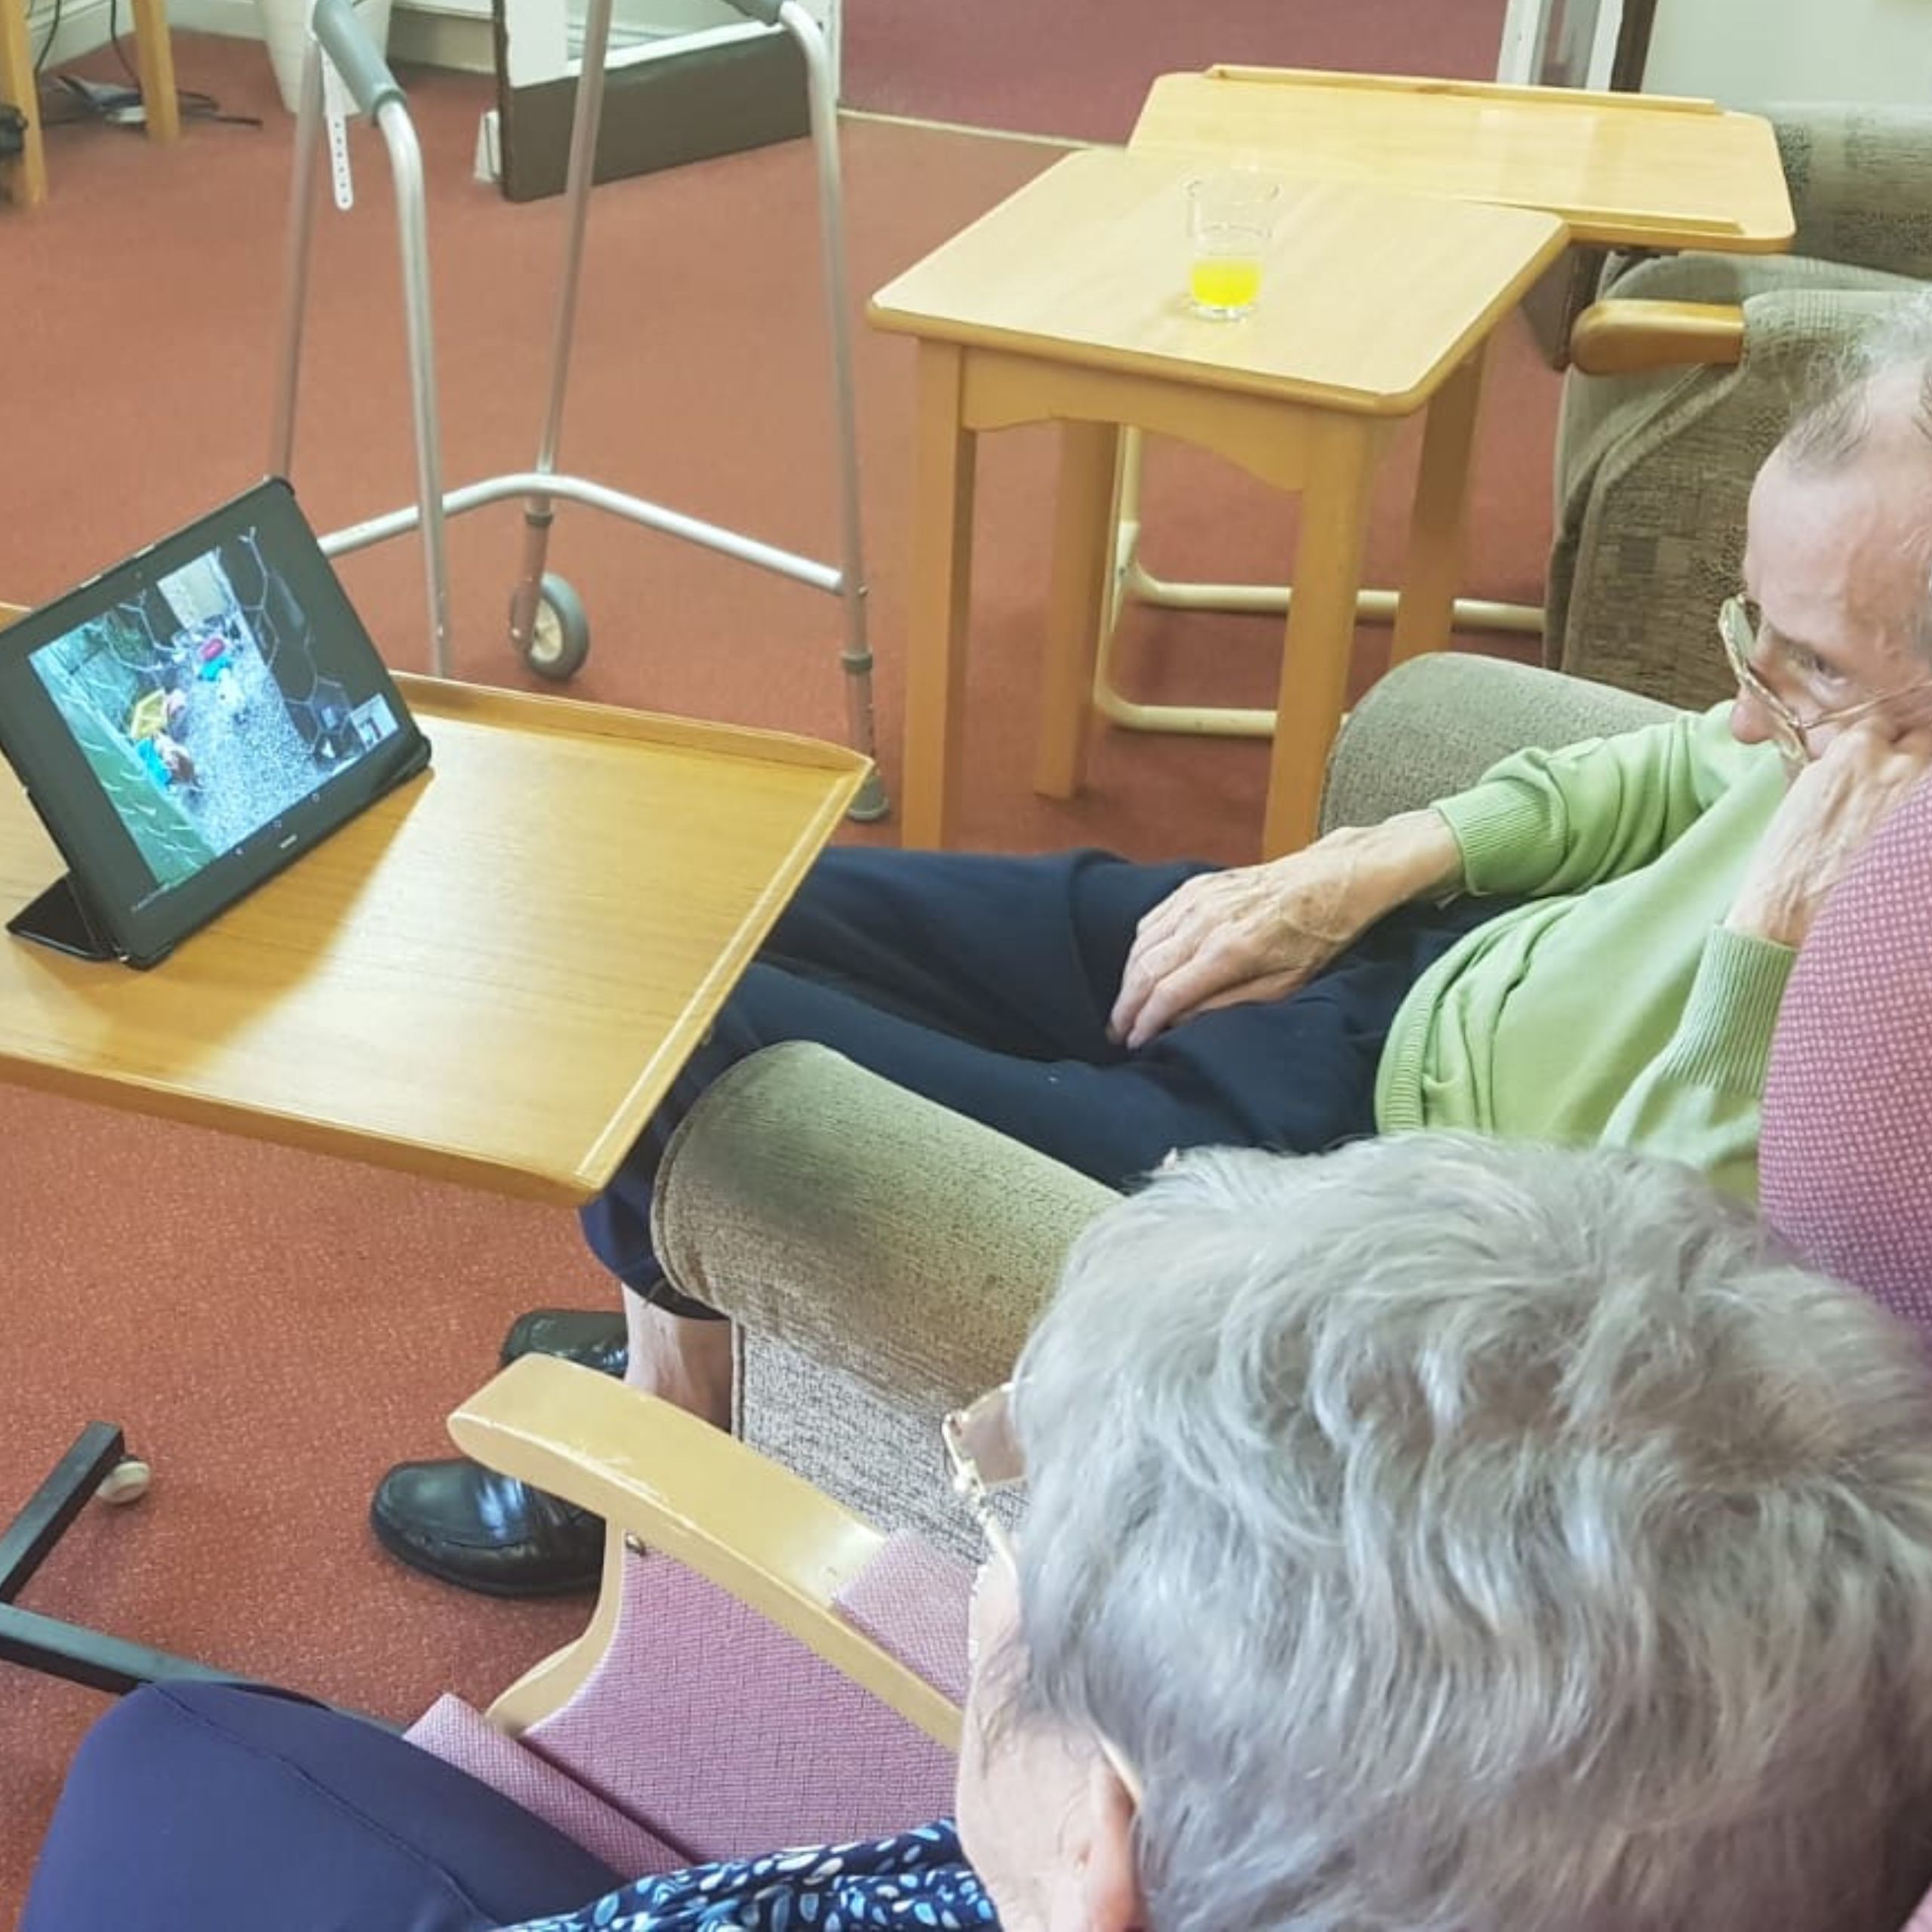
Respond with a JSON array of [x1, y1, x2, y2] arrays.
[[96, 1458, 152, 1506], [517, 574, 591, 683]]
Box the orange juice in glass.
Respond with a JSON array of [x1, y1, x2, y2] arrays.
[[1186, 172, 1279, 321]]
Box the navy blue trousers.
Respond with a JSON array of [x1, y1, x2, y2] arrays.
[[21, 1682, 621, 1930], [582, 846, 1502, 1309]]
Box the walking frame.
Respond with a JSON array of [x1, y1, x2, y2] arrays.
[[272, 0, 889, 821]]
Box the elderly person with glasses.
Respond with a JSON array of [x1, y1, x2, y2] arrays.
[[28, 1134, 1932, 1930], [374, 300, 1932, 1603]]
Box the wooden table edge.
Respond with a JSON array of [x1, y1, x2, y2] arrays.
[[870, 205, 1569, 421]]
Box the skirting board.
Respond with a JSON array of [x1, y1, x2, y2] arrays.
[[17, 0, 115, 65], [25, 0, 251, 60], [152, 0, 266, 37], [492, 15, 805, 203]]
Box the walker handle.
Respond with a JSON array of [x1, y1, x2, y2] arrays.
[[309, 0, 405, 116], [717, 0, 785, 24]]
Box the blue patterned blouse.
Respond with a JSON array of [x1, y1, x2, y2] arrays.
[[510, 1820, 997, 1931]]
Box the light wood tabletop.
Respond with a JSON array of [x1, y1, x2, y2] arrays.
[[867, 149, 1566, 854], [871, 147, 1567, 417], [0, 672, 868, 1203], [1128, 68, 1794, 254]]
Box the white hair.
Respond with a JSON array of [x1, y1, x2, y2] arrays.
[[1011, 1136, 1932, 1932], [1780, 288, 1932, 659]]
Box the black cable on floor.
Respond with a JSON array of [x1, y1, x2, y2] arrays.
[[28, 0, 264, 129]]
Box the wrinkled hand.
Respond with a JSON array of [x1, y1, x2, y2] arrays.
[[1729, 717, 1932, 950], [1109, 812, 1462, 1049]]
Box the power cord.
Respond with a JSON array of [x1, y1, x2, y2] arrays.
[[29, 0, 263, 129], [32, 0, 63, 72]]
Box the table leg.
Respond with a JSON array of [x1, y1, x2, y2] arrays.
[[1387, 340, 1491, 667], [0, 0, 48, 208], [1034, 419, 1121, 800], [131, 0, 181, 142], [1265, 418, 1378, 858], [900, 343, 977, 848]]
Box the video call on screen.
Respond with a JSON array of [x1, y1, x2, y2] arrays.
[[28, 527, 398, 901]]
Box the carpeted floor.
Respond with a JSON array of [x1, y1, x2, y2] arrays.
[[842, 0, 1512, 142], [0, 29, 1556, 1921]]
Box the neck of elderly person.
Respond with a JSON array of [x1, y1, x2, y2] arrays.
[[958, 1136, 1932, 1932]]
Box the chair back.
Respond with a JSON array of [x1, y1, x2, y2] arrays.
[[1760, 773, 1932, 1332], [408, 1536, 968, 1874]]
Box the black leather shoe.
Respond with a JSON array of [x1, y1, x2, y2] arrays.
[[370, 1460, 603, 1597], [500, 1306, 628, 1380]]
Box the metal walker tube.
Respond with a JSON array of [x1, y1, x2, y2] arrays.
[[504, 0, 616, 659], [273, 0, 453, 677], [503, 0, 885, 814], [780, 0, 884, 814], [269, 0, 886, 813]]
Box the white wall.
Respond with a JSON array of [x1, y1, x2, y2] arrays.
[[1646, 0, 1932, 106]]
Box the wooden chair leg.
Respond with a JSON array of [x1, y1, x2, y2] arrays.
[[129, 0, 180, 142], [1034, 419, 1121, 801], [1388, 342, 1490, 667], [0, 0, 48, 208], [900, 343, 977, 849], [1263, 419, 1380, 857]]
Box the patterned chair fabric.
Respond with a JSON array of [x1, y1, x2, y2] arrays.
[[1760, 773, 1932, 1331], [1549, 104, 1932, 713], [408, 1543, 962, 1869]]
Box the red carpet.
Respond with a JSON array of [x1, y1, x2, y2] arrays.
[[843, 0, 1513, 142], [0, 29, 1555, 1920]]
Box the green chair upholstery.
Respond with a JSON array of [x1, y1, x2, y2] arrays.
[[1548, 104, 1932, 712]]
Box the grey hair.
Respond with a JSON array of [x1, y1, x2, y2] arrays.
[[1780, 289, 1932, 659], [1011, 1135, 1932, 1932]]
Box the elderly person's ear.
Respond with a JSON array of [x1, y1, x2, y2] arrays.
[[1042, 1759, 1143, 1932]]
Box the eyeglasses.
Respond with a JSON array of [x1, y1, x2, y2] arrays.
[[941, 1383, 1145, 1807], [1718, 595, 1932, 763]]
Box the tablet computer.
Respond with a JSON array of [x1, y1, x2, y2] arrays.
[[0, 477, 431, 969]]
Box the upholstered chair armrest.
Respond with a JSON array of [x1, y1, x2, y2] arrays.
[[1318, 654, 1678, 832], [1770, 104, 1932, 280], [652, 1041, 1116, 1415], [449, 1353, 962, 1748]]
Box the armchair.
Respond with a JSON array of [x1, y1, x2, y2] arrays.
[[675, 652, 1675, 1552], [1550, 104, 1932, 712], [401, 681, 1932, 1899]]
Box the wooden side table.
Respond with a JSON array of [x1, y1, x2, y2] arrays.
[[0, 675, 868, 1198], [1084, 66, 1796, 748], [0, 0, 180, 210], [1129, 68, 1793, 252], [0, 666, 866, 1693], [869, 148, 1566, 857]]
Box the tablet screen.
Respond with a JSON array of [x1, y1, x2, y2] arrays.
[[26, 525, 406, 913], [0, 478, 429, 965]]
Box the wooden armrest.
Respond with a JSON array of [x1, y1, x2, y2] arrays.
[[448, 1355, 963, 1749], [1568, 299, 1745, 376]]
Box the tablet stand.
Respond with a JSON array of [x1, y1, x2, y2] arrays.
[[6, 874, 119, 962]]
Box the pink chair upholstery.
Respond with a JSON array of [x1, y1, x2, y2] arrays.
[[1761, 775, 1932, 1930], [1761, 773, 1932, 1331], [408, 1538, 968, 1870]]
